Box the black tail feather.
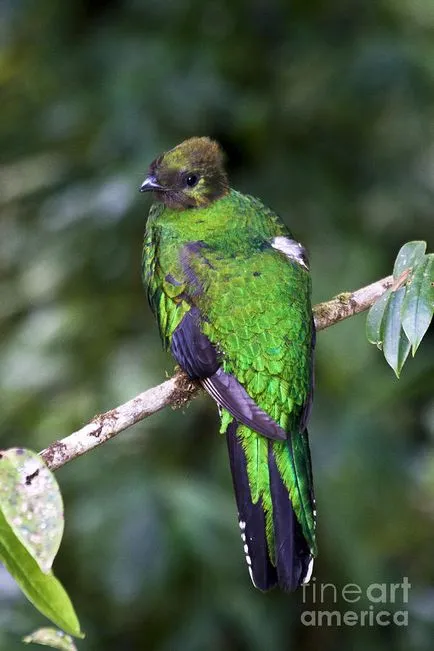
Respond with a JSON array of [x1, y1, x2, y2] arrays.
[[226, 421, 277, 591], [268, 444, 313, 591], [226, 421, 313, 592]]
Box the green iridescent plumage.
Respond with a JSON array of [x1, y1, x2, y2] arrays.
[[141, 137, 316, 590]]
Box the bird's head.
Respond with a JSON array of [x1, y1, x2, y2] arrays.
[[140, 137, 229, 210]]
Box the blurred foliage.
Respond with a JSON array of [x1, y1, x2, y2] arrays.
[[0, 0, 433, 649]]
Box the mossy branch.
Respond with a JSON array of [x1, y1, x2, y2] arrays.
[[40, 273, 398, 472]]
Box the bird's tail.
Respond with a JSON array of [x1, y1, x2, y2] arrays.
[[226, 420, 315, 591]]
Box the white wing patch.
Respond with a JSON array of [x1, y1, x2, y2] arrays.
[[271, 236, 309, 270]]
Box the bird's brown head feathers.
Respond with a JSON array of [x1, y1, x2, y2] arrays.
[[140, 137, 229, 210]]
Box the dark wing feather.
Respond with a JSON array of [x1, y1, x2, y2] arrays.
[[171, 308, 219, 378], [202, 369, 287, 441], [171, 311, 287, 441]]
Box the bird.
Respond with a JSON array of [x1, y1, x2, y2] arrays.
[[140, 137, 316, 591]]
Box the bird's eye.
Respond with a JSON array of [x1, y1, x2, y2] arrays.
[[185, 173, 199, 188]]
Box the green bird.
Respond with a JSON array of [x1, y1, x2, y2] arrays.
[[140, 137, 316, 591]]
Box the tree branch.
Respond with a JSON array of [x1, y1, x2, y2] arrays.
[[40, 273, 397, 472]]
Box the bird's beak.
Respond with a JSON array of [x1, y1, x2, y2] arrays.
[[140, 175, 165, 192]]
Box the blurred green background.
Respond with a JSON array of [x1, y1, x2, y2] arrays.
[[1, 0, 434, 649]]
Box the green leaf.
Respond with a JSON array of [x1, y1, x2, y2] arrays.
[[402, 254, 434, 355], [366, 288, 392, 347], [383, 287, 411, 377], [23, 628, 77, 651], [393, 241, 426, 279], [0, 509, 83, 638], [0, 448, 63, 573]]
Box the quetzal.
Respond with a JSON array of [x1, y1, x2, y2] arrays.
[[140, 137, 316, 591]]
